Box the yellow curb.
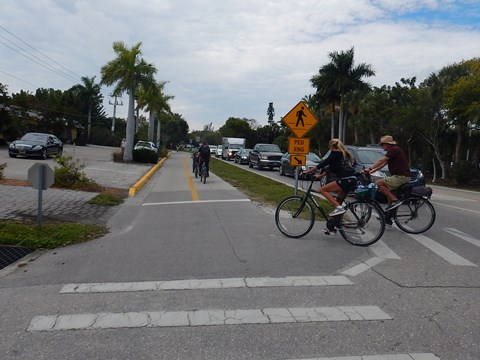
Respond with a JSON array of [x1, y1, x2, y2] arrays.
[[128, 153, 170, 196]]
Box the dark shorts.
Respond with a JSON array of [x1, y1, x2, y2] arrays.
[[336, 176, 357, 191]]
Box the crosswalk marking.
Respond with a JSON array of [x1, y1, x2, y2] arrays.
[[443, 228, 480, 248], [406, 232, 477, 267], [370, 240, 402, 259], [60, 276, 353, 294], [27, 306, 392, 332], [287, 353, 440, 359], [341, 257, 385, 277]]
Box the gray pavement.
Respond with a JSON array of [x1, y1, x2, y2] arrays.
[[0, 144, 158, 225]]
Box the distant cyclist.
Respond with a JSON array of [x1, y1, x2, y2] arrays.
[[198, 140, 211, 177], [191, 148, 199, 173]]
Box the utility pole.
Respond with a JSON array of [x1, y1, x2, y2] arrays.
[[109, 95, 123, 132]]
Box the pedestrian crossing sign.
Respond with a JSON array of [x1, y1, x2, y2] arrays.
[[282, 101, 318, 138]]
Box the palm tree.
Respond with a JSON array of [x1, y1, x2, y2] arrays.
[[70, 76, 103, 142], [100, 41, 157, 161], [136, 80, 173, 145], [311, 47, 374, 142]]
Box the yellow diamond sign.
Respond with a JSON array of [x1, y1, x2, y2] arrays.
[[282, 101, 318, 138]]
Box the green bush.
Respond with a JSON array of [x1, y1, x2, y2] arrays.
[[452, 160, 479, 185], [54, 155, 102, 191], [132, 149, 158, 164]]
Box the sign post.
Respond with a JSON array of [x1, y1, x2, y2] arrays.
[[28, 163, 55, 229]]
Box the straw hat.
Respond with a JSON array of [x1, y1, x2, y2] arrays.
[[379, 135, 397, 145]]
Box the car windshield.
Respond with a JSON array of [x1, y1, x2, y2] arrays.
[[356, 149, 385, 164], [230, 144, 243, 149], [21, 133, 48, 142], [306, 153, 321, 162], [259, 144, 281, 152]]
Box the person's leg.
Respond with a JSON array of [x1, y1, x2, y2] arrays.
[[319, 182, 343, 207], [375, 178, 396, 204]]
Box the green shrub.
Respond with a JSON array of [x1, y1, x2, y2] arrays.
[[54, 155, 102, 191], [452, 160, 479, 185], [0, 162, 6, 180], [132, 149, 158, 164]]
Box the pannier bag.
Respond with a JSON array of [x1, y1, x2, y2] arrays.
[[411, 186, 433, 199], [355, 183, 378, 200]]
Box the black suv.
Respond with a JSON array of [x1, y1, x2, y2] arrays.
[[248, 143, 283, 170]]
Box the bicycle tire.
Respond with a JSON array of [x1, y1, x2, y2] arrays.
[[275, 196, 315, 238], [393, 197, 435, 234], [194, 164, 198, 178], [201, 164, 207, 184], [339, 200, 385, 246]]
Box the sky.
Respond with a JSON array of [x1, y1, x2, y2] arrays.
[[1, 0, 480, 132]]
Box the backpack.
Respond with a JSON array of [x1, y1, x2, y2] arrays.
[[341, 156, 355, 173], [199, 145, 210, 156]]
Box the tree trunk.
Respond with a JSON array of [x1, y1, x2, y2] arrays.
[[454, 123, 465, 162], [330, 102, 335, 139], [156, 119, 161, 148], [148, 111, 154, 142], [124, 89, 136, 162], [87, 103, 92, 142]]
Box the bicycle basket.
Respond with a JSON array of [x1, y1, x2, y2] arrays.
[[355, 184, 378, 200]]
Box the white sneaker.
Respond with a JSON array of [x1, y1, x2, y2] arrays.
[[329, 206, 346, 217]]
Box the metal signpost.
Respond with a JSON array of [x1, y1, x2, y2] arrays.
[[28, 163, 55, 229]]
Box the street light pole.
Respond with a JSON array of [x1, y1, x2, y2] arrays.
[[109, 95, 123, 132]]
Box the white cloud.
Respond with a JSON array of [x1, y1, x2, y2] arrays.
[[1, 0, 479, 131]]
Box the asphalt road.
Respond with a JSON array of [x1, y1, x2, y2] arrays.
[[0, 148, 479, 359]]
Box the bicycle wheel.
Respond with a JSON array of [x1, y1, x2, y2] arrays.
[[393, 197, 435, 234], [275, 196, 315, 238], [194, 164, 198, 178], [339, 201, 385, 246], [201, 164, 207, 184]]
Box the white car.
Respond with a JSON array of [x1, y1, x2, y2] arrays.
[[215, 145, 222, 157], [134, 141, 158, 152], [209, 145, 217, 155]]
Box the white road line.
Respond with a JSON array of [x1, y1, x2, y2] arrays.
[[142, 198, 251, 206], [341, 257, 385, 277], [27, 306, 392, 332], [287, 353, 440, 360], [406, 233, 477, 267], [432, 202, 480, 215], [60, 276, 353, 294], [443, 228, 480, 248], [370, 240, 402, 260]]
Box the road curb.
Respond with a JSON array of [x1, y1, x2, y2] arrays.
[[128, 153, 170, 197]]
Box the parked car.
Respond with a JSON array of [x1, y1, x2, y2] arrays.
[[279, 152, 322, 178], [215, 145, 222, 157], [8, 132, 63, 159], [248, 143, 283, 170], [234, 148, 252, 164], [134, 141, 158, 152]]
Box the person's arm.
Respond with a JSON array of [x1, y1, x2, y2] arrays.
[[366, 155, 388, 174], [302, 152, 334, 176]]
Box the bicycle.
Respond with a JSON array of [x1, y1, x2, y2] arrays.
[[275, 173, 385, 246], [199, 161, 207, 184], [193, 161, 199, 178], [357, 172, 436, 234]]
